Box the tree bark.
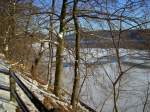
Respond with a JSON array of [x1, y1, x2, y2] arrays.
[[54, 0, 67, 97], [71, 0, 80, 109], [47, 0, 55, 88]]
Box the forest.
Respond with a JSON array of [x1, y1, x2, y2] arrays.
[[0, 0, 150, 112]]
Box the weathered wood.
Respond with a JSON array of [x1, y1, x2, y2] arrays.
[[12, 90, 30, 112], [0, 84, 10, 91], [10, 70, 16, 102], [0, 69, 9, 75]]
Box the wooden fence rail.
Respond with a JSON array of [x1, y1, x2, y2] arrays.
[[0, 68, 52, 112]]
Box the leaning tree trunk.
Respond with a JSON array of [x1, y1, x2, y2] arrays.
[[71, 0, 80, 109], [54, 0, 67, 97]]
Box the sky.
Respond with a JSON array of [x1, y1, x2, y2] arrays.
[[32, 0, 150, 30]]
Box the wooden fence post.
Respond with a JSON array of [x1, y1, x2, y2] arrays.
[[9, 69, 16, 102]]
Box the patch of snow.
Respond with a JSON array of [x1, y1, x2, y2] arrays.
[[59, 32, 63, 39]]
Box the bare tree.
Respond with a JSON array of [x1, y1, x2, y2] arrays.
[[54, 0, 68, 97], [47, 0, 55, 89], [71, 0, 80, 109]]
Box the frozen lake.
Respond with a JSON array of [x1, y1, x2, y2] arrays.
[[62, 48, 150, 112]]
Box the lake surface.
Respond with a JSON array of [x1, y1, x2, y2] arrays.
[[62, 48, 150, 112]]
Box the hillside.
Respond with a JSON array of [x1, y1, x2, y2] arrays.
[[65, 29, 150, 49]]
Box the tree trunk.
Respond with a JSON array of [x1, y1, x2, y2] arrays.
[[54, 0, 67, 97], [47, 0, 55, 89], [71, 0, 80, 109]]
